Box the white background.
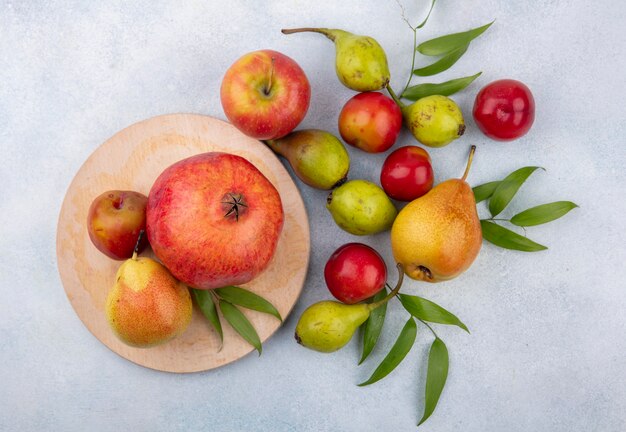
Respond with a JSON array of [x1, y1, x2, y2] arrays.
[[1, 1, 625, 431]]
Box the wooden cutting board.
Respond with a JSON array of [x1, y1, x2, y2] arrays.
[[56, 114, 310, 373]]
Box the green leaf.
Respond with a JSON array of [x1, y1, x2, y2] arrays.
[[418, 338, 449, 426], [219, 300, 262, 355], [472, 181, 501, 204], [358, 317, 417, 386], [398, 294, 469, 333], [417, 21, 494, 56], [359, 288, 388, 365], [480, 220, 547, 252], [215, 286, 282, 321], [416, 0, 437, 29], [192, 289, 223, 343], [413, 45, 468, 77], [489, 166, 543, 217], [510, 201, 579, 227], [402, 72, 481, 101]]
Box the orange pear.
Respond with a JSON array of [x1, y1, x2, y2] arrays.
[[106, 251, 193, 347], [391, 146, 482, 282]]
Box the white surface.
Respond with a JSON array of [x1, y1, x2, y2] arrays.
[[1, 1, 625, 431]]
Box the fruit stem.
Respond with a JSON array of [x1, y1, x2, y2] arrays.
[[369, 263, 404, 310], [385, 84, 406, 109], [264, 57, 275, 95], [461, 145, 477, 182], [281, 27, 334, 41], [132, 230, 144, 260], [263, 139, 281, 155]]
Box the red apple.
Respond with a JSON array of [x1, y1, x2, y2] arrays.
[[338, 92, 402, 153], [324, 243, 387, 304], [87, 190, 148, 260], [146, 152, 284, 290], [220, 49, 311, 140], [380, 146, 434, 201]]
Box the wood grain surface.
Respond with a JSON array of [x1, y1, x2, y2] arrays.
[[56, 114, 310, 373]]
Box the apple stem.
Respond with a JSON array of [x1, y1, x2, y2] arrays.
[[369, 263, 404, 310], [281, 27, 334, 41], [132, 230, 144, 260], [264, 57, 275, 95], [461, 145, 477, 182]]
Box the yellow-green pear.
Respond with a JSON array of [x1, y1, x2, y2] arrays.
[[403, 95, 465, 147], [391, 146, 482, 282], [295, 301, 370, 353], [326, 179, 397, 235], [295, 265, 404, 352], [282, 27, 390, 92], [106, 251, 193, 347]]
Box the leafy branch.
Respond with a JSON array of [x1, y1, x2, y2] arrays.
[[473, 167, 579, 251], [192, 286, 282, 355], [358, 285, 468, 426], [390, 1, 492, 102], [395, 0, 438, 95]]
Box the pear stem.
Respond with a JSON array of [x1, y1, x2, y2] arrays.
[[369, 263, 404, 310], [132, 229, 144, 260], [263, 139, 280, 154], [461, 145, 477, 182], [281, 27, 334, 41], [385, 84, 406, 109]]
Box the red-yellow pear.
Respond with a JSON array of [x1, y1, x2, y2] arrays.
[[391, 146, 482, 282], [106, 251, 193, 347]]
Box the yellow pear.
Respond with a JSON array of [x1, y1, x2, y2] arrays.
[[106, 251, 193, 347], [391, 146, 482, 282]]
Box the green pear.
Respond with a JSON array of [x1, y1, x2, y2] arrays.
[[295, 301, 370, 352], [265, 129, 350, 190], [326, 179, 397, 235], [282, 27, 390, 92], [295, 264, 404, 353], [403, 95, 465, 147]]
